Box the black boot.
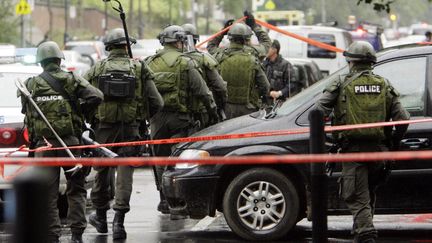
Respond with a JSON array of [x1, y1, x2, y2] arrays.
[[113, 211, 127, 240], [157, 191, 170, 214], [89, 209, 108, 233], [71, 233, 83, 243]]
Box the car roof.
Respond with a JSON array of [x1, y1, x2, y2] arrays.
[[271, 25, 348, 33], [377, 44, 432, 61], [0, 63, 42, 73]]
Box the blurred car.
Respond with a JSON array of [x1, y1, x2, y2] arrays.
[[269, 25, 352, 76], [131, 39, 161, 59], [408, 23, 432, 36], [0, 44, 16, 64], [349, 28, 383, 51], [288, 58, 323, 89], [15, 48, 38, 65], [64, 41, 107, 65], [61, 50, 92, 76], [162, 44, 432, 240]]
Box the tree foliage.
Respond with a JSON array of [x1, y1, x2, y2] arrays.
[[0, 1, 19, 44], [357, 0, 432, 12]]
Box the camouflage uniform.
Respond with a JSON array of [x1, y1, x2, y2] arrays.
[[315, 41, 409, 243], [84, 28, 163, 240], [19, 42, 103, 243], [146, 25, 217, 213], [209, 23, 270, 119]]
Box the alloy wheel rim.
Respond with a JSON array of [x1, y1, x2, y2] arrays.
[[236, 181, 286, 231]]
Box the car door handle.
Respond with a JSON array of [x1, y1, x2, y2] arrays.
[[400, 138, 430, 149]]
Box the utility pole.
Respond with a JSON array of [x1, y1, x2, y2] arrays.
[[104, 1, 108, 34], [21, 15, 25, 47], [138, 0, 143, 39], [64, 0, 69, 45], [320, 0, 327, 23], [128, 0, 133, 34], [48, 0, 53, 37]]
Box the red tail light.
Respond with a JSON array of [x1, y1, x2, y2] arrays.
[[67, 67, 76, 71], [22, 127, 30, 144], [0, 128, 17, 145]]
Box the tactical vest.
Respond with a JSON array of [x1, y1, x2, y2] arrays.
[[91, 57, 144, 123], [187, 51, 219, 113], [146, 50, 191, 113], [24, 74, 84, 140], [334, 70, 388, 141], [217, 49, 258, 106]]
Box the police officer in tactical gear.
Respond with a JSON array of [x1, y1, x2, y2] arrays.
[[146, 25, 218, 214], [207, 11, 272, 61], [315, 41, 409, 243], [84, 28, 163, 240], [263, 40, 300, 100], [182, 23, 228, 126], [211, 22, 270, 119], [19, 41, 104, 243]]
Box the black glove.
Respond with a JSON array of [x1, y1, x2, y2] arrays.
[[244, 10, 256, 29], [223, 19, 234, 35], [208, 107, 220, 125]]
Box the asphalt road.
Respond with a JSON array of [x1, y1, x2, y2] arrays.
[[2, 168, 432, 242]]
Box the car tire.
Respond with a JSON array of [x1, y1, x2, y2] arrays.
[[223, 167, 299, 241], [57, 194, 68, 219]]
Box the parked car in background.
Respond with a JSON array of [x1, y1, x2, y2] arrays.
[[15, 48, 38, 65], [64, 41, 107, 65], [288, 58, 323, 89], [131, 39, 161, 59], [162, 44, 432, 240], [61, 50, 92, 76], [269, 25, 352, 76]]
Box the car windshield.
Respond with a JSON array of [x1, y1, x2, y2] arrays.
[[276, 66, 349, 117], [0, 72, 37, 107]]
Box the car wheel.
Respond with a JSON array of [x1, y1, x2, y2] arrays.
[[223, 167, 299, 241], [57, 194, 68, 219]]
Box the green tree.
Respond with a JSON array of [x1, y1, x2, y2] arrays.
[[0, 1, 19, 44]]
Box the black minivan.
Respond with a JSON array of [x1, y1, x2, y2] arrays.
[[162, 44, 432, 241]]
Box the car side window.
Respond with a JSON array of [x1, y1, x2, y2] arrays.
[[373, 57, 427, 116], [307, 34, 336, 59]]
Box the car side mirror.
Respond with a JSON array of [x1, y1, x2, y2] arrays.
[[80, 54, 94, 66]]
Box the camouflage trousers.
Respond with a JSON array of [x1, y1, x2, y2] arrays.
[[340, 142, 387, 239], [35, 137, 87, 240], [90, 122, 140, 214]]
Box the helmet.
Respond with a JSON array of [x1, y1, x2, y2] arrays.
[[157, 25, 186, 45], [343, 41, 377, 63], [104, 28, 136, 50], [227, 23, 253, 41], [182, 23, 199, 42], [36, 41, 64, 63]]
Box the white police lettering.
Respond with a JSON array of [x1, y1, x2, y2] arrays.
[[354, 85, 381, 94], [36, 95, 64, 102]]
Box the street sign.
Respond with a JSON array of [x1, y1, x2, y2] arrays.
[[264, 0, 276, 11], [15, 0, 32, 15]]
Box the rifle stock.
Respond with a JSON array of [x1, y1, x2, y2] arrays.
[[81, 132, 118, 158]]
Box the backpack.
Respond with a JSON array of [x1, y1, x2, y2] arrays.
[[92, 57, 143, 123], [146, 50, 191, 113], [218, 49, 256, 105], [337, 70, 388, 141]]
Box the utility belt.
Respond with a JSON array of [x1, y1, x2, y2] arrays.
[[98, 72, 136, 100]]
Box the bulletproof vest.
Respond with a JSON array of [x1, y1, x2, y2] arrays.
[[24, 74, 84, 140], [146, 49, 191, 113], [334, 70, 387, 141], [92, 57, 144, 123], [218, 49, 257, 105], [187, 51, 219, 113]]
